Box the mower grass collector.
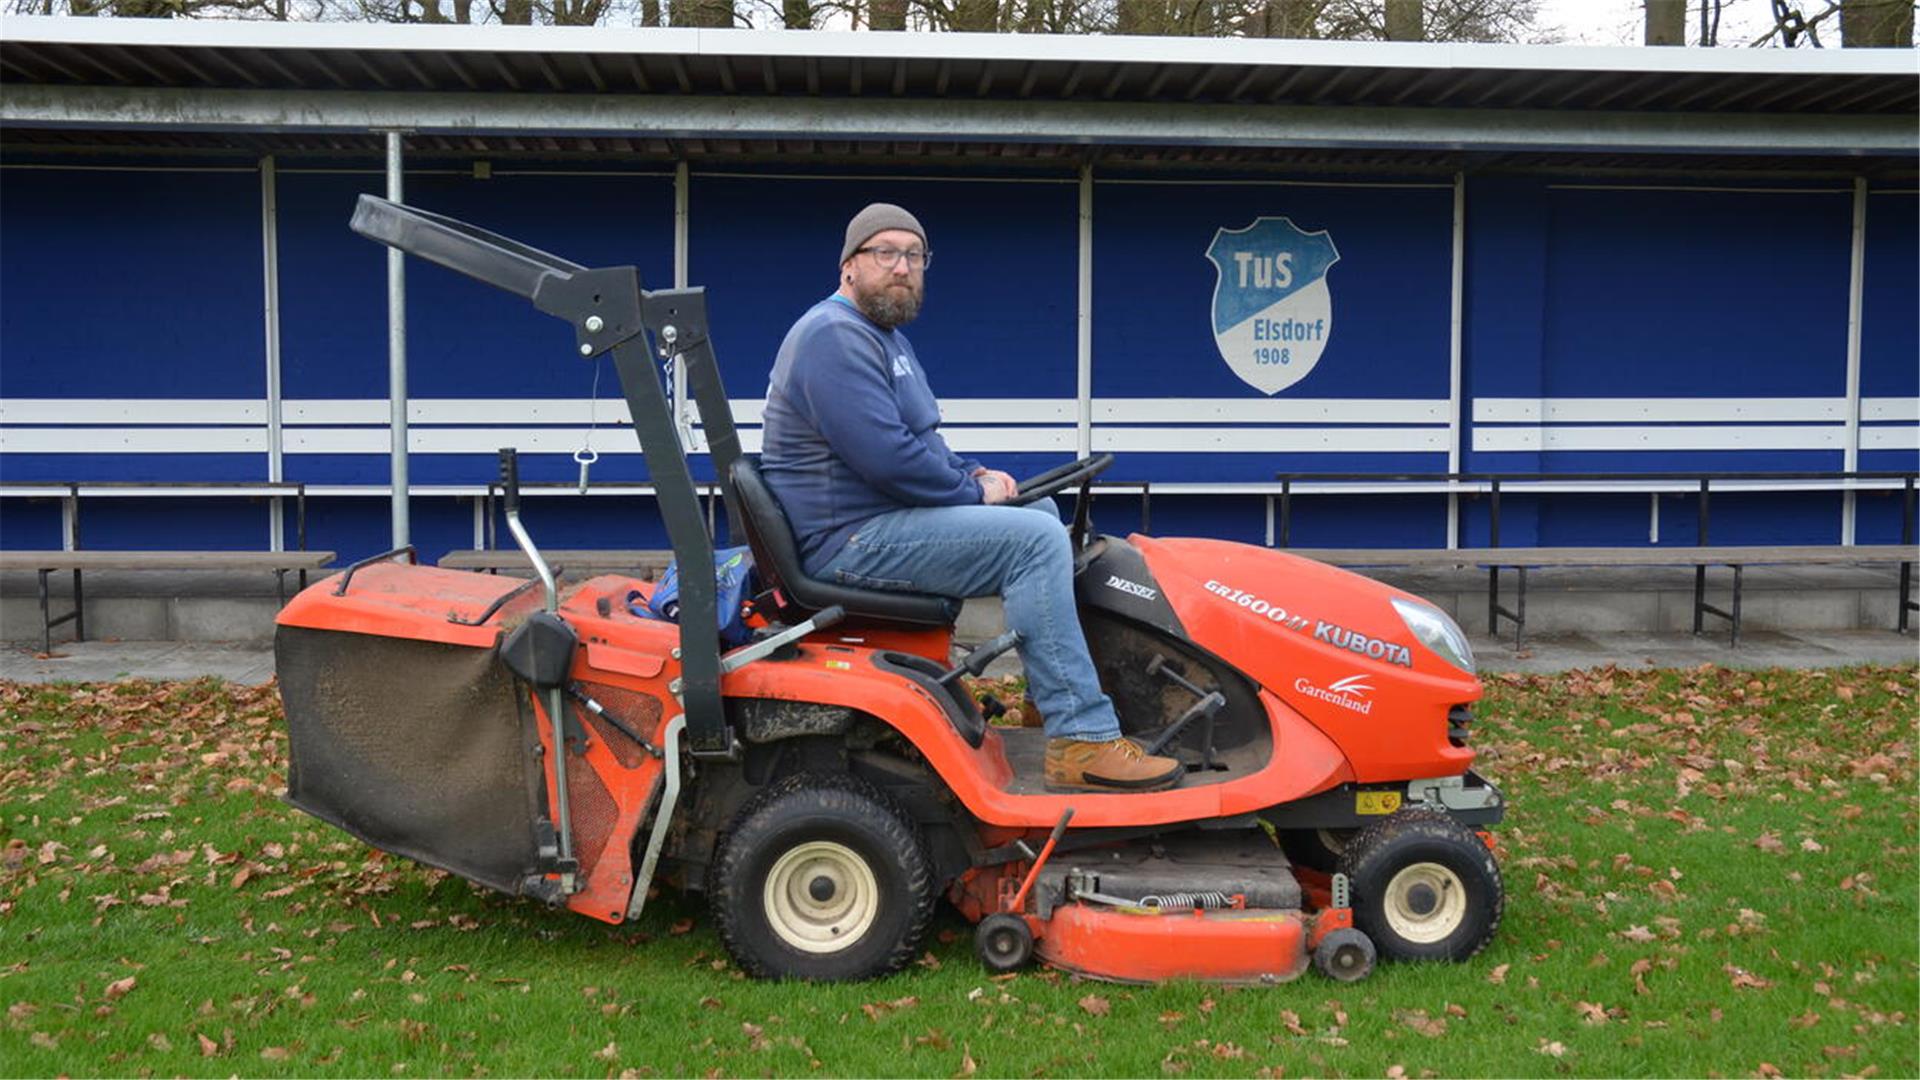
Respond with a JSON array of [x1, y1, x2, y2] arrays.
[[275, 196, 1506, 986]]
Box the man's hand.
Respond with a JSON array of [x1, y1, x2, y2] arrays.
[[975, 468, 1018, 506]]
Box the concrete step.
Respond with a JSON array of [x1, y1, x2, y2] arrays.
[[2, 561, 1909, 647]]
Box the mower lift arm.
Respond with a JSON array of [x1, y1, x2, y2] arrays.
[[351, 195, 736, 760]]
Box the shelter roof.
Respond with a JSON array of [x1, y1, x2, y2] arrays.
[[2, 17, 1914, 173]]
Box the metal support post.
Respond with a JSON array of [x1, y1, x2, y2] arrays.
[[384, 130, 411, 548], [1076, 164, 1093, 459], [261, 154, 286, 552], [1842, 177, 1866, 545]]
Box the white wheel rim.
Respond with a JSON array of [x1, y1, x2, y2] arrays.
[[762, 841, 880, 955], [1382, 861, 1467, 944]]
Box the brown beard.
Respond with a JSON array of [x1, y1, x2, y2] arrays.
[[853, 277, 923, 329]]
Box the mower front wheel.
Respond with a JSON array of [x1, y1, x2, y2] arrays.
[[1340, 806, 1502, 963], [708, 772, 936, 982]]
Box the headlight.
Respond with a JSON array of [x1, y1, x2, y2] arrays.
[[1391, 597, 1475, 674]]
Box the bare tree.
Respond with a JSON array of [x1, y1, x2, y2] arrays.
[[1644, 0, 1685, 44], [672, 0, 734, 23], [1840, 0, 1913, 45], [1383, 0, 1419, 39]]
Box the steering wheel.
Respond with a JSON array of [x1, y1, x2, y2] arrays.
[[1005, 453, 1114, 508]]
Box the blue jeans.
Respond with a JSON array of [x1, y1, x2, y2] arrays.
[[815, 499, 1122, 743]]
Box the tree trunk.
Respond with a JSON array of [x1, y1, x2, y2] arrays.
[[950, 0, 999, 30], [498, 0, 533, 23], [641, 0, 662, 25], [553, 0, 608, 25], [1841, 0, 1914, 45], [1643, 0, 1685, 45], [869, 0, 905, 29], [674, 0, 735, 26], [1114, 0, 1161, 34], [1384, 0, 1422, 40], [782, 0, 812, 27]]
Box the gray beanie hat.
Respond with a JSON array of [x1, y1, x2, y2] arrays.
[[841, 202, 927, 264]]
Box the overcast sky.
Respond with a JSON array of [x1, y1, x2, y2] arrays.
[[1533, 0, 1802, 47]]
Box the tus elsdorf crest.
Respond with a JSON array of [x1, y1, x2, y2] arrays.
[[1205, 217, 1341, 395]]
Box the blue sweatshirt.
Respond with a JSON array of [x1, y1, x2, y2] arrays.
[[761, 296, 983, 573]]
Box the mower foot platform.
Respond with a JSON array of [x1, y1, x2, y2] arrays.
[[995, 727, 1269, 796]]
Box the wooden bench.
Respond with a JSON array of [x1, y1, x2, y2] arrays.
[[1287, 545, 1919, 647], [438, 549, 674, 581], [0, 549, 337, 653]]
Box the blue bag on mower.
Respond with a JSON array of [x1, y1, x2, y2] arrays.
[[629, 546, 758, 648]]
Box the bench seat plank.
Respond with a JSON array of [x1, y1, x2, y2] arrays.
[[438, 549, 672, 573], [1288, 545, 1917, 568], [0, 550, 335, 572]]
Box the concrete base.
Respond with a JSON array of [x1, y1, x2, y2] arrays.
[[2, 562, 1910, 652], [5, 628, 1911, 687]]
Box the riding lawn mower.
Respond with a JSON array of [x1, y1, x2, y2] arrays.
[[275, 196, 1507, 986]]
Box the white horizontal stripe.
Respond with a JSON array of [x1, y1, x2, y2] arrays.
[[1861, 427, 1920, 451], [285, 399, 643, 425], [1095, 398, 1446, 424], [287, 428, 656, 454], [706, 399, 1076, 426], [412, 399, 638, 425], [1863, 398, 1920, 422], [0, 398, 264, 424], [1096, 428, 1447, 453], [0, 427, 266, 453], [1474, 397, 1846, 423], [1473, 426, 1846, 452]]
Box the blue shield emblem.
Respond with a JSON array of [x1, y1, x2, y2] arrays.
[[1205, 218, 1340, 395]]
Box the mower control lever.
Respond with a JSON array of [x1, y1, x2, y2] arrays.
[[939, 630, 1023, 686], [499, 447, 521, 515], [718, 605, 844, 675]]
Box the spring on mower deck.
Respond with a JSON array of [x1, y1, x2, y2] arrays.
[[1139, 890, 1232, 911]]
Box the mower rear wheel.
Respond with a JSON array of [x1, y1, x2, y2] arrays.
[[708, 772, 936, 982], [1339, 806, 1502, 963]]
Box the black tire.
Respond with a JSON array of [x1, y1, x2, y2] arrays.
[[974, 913, 1034, 973], [707, 772, 936, 982], [1338, 806, 1503, 963], [1279, 827, 1356, 874], [1313, 927, 1377, 983]]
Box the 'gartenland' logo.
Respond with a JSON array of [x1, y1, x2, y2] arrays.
[[1204, 217, 1340, 395], [1294, 674, 1374, 714]]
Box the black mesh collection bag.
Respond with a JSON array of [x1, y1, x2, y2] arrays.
[[277, 625, 550, 896]]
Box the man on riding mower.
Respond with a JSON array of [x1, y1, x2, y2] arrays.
[[759, 202, 1184, 794]]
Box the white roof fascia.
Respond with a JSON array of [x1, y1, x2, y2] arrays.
[[1, 15, 1915, 79], [5, 84, 1912, 157]]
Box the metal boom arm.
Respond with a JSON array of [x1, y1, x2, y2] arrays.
[[349, 193, 734, 757]]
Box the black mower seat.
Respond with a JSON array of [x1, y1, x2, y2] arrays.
[[730, 458, 960, 628]]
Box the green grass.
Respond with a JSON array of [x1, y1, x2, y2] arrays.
[[2, 666, 1914, 1078]]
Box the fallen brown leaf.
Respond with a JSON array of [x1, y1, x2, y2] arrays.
[[1079, 994, 1111, 1017]]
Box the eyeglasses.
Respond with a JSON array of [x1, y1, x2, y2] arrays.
[[855, 245, 932, 270]]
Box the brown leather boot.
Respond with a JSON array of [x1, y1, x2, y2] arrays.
[[1044, 736, 1184, 792]]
